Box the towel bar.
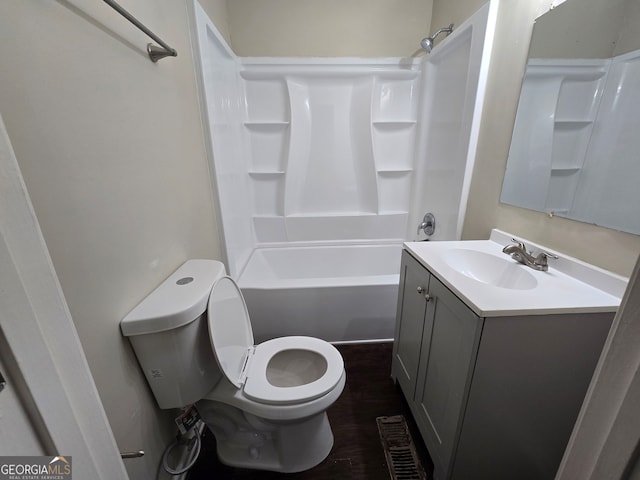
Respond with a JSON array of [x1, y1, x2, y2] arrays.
[[103, 0, 177, 62]]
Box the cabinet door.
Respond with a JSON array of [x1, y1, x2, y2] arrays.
[[391, 251, 431, 398], [414, 276, 482, 480]]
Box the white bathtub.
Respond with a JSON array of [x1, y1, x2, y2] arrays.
[[237, 243, 402, 343]]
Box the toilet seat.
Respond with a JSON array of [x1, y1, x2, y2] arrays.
[[243, 336, 344, 405], [207, 276, 344, 406]]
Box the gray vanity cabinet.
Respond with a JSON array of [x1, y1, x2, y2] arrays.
[[413, 275, 482, 478], [392, 250, 482, 478], [391, 249, 614, 480], [392, 249, 431, 396]]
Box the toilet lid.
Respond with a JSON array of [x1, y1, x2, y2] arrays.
[[206, 276, 254, 388]]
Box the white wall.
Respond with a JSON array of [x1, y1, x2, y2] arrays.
[[227, 0, 433, 57], [446, 0, 640, 276], [0, 1, 221, 476]]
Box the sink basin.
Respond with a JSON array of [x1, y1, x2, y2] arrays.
[[442, 249, 538, 290], [403, 230, 626, 316]]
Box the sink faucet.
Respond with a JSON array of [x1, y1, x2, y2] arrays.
[[502, 238, 558, 272]]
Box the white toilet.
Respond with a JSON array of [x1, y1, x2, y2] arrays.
[[121, 259, 345, 473]]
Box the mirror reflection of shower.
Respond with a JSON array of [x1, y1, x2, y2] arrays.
[[420, 23, 454, 53]]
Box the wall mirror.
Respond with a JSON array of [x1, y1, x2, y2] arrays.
[[500, 0, 640, 235]]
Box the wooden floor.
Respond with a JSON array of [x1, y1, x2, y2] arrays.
[[187, 342, 433, 479]]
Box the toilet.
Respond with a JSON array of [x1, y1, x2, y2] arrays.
[[120, 259, 346, 473]]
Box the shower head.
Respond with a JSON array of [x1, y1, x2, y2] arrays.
[[420, 37, 434, 53], [420, 23, 454, 53]]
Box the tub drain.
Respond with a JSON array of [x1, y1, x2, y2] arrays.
[[376, 415, 426, 480]]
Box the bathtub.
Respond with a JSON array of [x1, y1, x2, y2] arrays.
[[237, 243, 402, 343]]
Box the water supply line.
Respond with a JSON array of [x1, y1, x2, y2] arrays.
[[160, 420, 204, 476]]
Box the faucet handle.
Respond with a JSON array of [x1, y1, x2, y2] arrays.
[[510, 238, 526, 250], [417, 213, 436, 236], [533, 250, 559, 270], [536, 250, 558, 261]]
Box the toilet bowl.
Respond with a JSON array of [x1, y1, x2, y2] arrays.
[[121, 259, 345, 473]]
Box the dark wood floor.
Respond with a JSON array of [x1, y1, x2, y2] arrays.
[[187, 342, 433, 479]]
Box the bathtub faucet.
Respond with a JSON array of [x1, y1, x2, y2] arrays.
[[417, 213, 436, 237]]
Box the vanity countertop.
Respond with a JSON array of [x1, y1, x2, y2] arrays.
[[404, 229, 628, 317]]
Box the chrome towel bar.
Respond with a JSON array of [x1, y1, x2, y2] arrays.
[[120, 450, 145, 459], [103, 0, 177, 62]]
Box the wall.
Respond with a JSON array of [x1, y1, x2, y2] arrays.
[[430, 0, 485, 40], [448, 0, 640, 277], [198, 0, 232, 45], [529, 0, 626, 59], [227, 0, 433, 57], [615, 0, 640, 55], [0, 1, 221, 477]]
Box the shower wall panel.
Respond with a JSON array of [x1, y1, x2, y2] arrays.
[[501, 59, 609, 215], [239, 61, 421, 245], [193, 0, 495, 277], [408, 1, 495, 241], [285, 77, 377, 216], [572, 49, 640, 233], [193, 6, 254, 277]]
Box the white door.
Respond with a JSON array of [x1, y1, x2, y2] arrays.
[[0, 113, 128, 478]]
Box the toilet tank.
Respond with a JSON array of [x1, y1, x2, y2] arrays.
[[121, 259, 226, 409]]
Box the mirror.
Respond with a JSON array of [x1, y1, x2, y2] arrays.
[[500, 0, 640, 235]]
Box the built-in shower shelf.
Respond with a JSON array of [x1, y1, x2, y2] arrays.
[[377, 169, 413, 174], [553, 120, 593, 128], [284, 212, 379, 217], [372, 121, 417, 128], [241, 68, 419, 80], [550, 167, 581, 174], [375, 71, 420, 80], [378, 210, 410, 215], [248, 171, 286, 176], [244, 121, 290, 129]]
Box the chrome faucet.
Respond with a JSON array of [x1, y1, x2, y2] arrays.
[[502, 238, 558, 272]]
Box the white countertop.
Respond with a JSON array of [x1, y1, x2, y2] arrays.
[[404, 229, 628, 317]]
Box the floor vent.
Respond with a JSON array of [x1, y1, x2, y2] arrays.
[[377, 415, 426, 480]]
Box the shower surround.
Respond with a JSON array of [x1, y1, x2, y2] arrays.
[[190, 1, 495, 342], [241, 61, 419, 247]]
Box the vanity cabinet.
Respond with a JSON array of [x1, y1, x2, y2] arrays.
[[391, 249, 614, 480]]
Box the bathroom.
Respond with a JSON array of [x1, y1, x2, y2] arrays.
[[0, 0, 639, 478]]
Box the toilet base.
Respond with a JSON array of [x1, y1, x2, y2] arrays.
[[199, 402, 334, 473]]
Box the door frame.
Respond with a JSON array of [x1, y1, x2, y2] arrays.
[[0, 114, 127, 478], [556, 253, 640, 479]]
